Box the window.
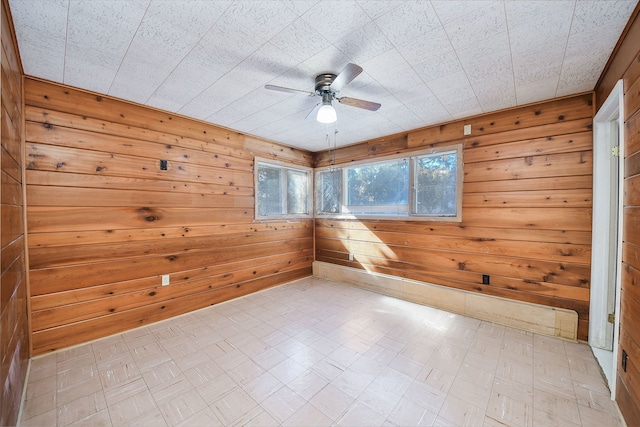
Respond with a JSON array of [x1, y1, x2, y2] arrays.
[[255, 158, 312, 220], [315, 145, 462, 221]]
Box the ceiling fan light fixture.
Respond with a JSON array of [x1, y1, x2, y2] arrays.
[[317, 102, 337, 123]]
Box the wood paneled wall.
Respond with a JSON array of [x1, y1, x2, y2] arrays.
[[24, 78, 313, 356], [596, 3, 640, 424], [0, 0, 27, 425], [313, 93, 593, 341]]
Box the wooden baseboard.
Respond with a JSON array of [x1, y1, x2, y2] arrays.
[[313, 261, 578, 341]]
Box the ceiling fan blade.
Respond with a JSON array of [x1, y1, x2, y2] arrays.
[[305, 103, 321, 120], [264, 84, 314, 96], [338, 97, 381, 111], [330, 63, 363, 92]]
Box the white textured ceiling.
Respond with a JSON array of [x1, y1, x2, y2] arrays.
[[8, 0, 638, 151]]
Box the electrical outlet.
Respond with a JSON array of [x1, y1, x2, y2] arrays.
[[160, 160, 168, 170], [482, 274, 490, 285], [348, 253, 354, 262], [161, 274, 170, 286]]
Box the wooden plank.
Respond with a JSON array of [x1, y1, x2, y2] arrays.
[[26, 106, 255, 161], [30, 248, 313, 311], [316, 252, 589, 302], [27, 185, 254, 209], [1, 253, 25, 310], [315, 219, 592, 245], [25, 121, 255, 172], [465, 176, 592, 193], [464, 132, 593, 163], [1, 145, 20, 184], [620, 292, 640, 376], [312, 134, 408, 168], [625, 150, 640, 178], [623, 208, 640, 247], [627, 110, 640, 156], [625, 174, 640, 206], [29, 227, 312, 269], [1, 170, 22, 206], [625, 72, 640, 122], [617, 326, 640, 426], [408, 94, 593, 147], [462, 207, 592, 232], [623, 242, 640, 271], [24, 78, 312, 165], [31, 268, 311, 355], [462, 189, 592, 208], [464, 151, 592, 183], [315, 237, 589, 287], [316, 227, 591, 264], [29, 237, 313, 295], [1, 235, 23, 272], [27, 206, 252, 233], [26, 143, 254, 187], [31, 256, 312, 331], [1, 205, 23, 247], [1, 103, 21, 167], [29, 221, 310, 248], [623, 50, 640, 102], [622, 261, 640, 307], [26, 170, 253, 197]]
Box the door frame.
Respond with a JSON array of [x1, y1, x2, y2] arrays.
[[590, 79, 624, 396]]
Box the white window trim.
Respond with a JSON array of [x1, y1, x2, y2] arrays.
[[315, 144, 463, 222], [254, 157, 313, 221]]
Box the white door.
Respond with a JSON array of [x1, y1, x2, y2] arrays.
[[590, 80, 624, 395]]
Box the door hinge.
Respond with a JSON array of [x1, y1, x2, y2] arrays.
[[608, 312, 615, 324], [611, 146, 620, 157]]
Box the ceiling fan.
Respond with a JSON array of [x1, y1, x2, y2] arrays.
[[264, 63, 381, 124]]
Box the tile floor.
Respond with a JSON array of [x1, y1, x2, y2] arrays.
[[19, 277, 623, 427]]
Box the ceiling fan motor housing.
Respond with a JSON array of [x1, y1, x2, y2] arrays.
[[315, 73, 337, 95]]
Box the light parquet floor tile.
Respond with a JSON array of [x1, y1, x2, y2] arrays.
[[19, 277, 622, 426]]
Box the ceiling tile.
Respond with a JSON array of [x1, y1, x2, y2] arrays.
[[108, 0, 227, 103], [456, 32, 512, 85], [301, 1, 372, 43], [571, 0, 637, 35], [270, 18, 332, 64], [428, 72, 481, 118], [361, 50, 416, 89], [64, 0, 148, 94], [179, 43, 295, 120], [374, 1, 440, 46], [224, 0, 298, 40], [431, 0, 493, 24], [356, 0, 404, 20], [282, 0, 318, 17], [298, 45, 352, 76], [335, 21, 394, 65], [440, 1, 507, 50], [516, 79, 559, 105], [504, 0, 574, 30], [9, 0, 68, 82], [395, 27, 453, 64], [147, 18, 265, 112]]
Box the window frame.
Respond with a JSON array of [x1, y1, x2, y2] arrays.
[[315, 144, 463, 222], [254, 157, 313, 221]]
